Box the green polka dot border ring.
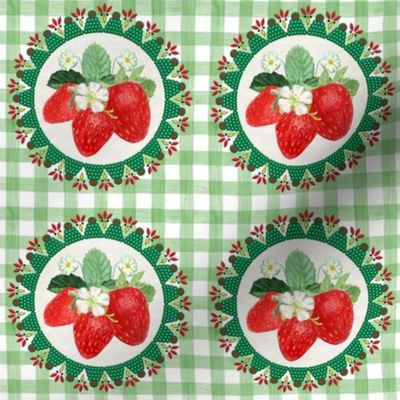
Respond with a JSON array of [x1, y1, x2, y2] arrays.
[[211, 7, 393, 191], [8, 5, 191, 190], [7, 212, 189, 392], [210, 211, 393, 392]]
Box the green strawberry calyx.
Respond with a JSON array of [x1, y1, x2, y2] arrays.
[[46, 248, 156, 304], [249, 249, 361, 304], [250, 45, 359, 97], [47, 43, 157, 99]]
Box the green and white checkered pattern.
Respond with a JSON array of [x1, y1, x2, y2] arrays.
[[0, 0, 399, 398]]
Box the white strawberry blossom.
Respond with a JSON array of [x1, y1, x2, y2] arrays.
[[261, 52, 281, 73], [75, 287, 110, 316], [58, 50, 79, 71], [321, 257, 343, 279], [58, 255, 80, 275], [321, 52, 341, 74], [74, 82, 109, 113], [260, 257, 282, 279], [277, 85, 313, 116], [117, 49, 137, 73], [116, 255, 138, 278], [279, 291, 314, 321]]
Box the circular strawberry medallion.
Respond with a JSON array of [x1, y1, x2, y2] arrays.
[[210, 211, 393, 391], [9, 6, 191, 190], [211, 7, 393, 190], [7, 213, 189, 392]]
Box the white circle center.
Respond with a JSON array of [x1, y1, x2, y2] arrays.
[[237, 239, 368, 368], [35, 238, 164, 366], [35, 33, 165, 164], [237, 35, 368, 166]]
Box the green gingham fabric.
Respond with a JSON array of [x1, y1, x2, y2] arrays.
[[0, 0, 399, 399]]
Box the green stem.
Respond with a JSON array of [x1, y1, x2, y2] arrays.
[[111, 58, 119, 74], [277, 58, 285, 71], [112, 262, 118, 279], [316, 264, 324, 282], [75, 56, 83, 69], [315, 59, 322, 76]]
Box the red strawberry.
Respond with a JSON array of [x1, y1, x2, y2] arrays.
[[108, 82, 151, 143], [108, 287, 150, 346], [246, 86, 281, 127], [313, 289, 354, 344], [44, 287, 78, 327], [43, 83, 78, 123], [73, 313, 114, 359], [72, 109, 114, 156], [247, 291, 282, 332], [278, 319, 318, 361], [311, 83, 353, 140], [275, 112, 318, 159]]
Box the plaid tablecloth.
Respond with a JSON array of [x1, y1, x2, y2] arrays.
[[0, 0, 399, 398]]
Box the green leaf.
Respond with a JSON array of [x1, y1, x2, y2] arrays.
[[333, 66, 348, 82], [335, 272, 350, 289], [116, 272, 128, 288], [318, 69, 331, 86], [82, 43, 111, 83], [320, 274, 333, 291], [305, 282, 321, 294], [100, 279, 116, 289], [138, 78, 156, 98], [47, 274, 87, 293], [342, 79, 359, 97], [249, 277, 290, 298], [344, 285, 361, 303], [284, 46, 315, 85], [249, 72, 289, 92], [115, 270, 146, 289], [47, 69, 86, 89], [284, 250, 316, 291], [124, 64, 157, 98], [136, 282, 155, 303], [129, 65, 145, 81], [115, 67, 128, 83], [130, 270, 145, 286], [82, 248, 112, 287], [303, 76, 319, 88], [100, 74, 116, 85]]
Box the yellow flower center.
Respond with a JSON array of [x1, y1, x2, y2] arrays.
[[86, 90, 98, 105], [290, 300, 303, 313], [289, 93, 301, 107]]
